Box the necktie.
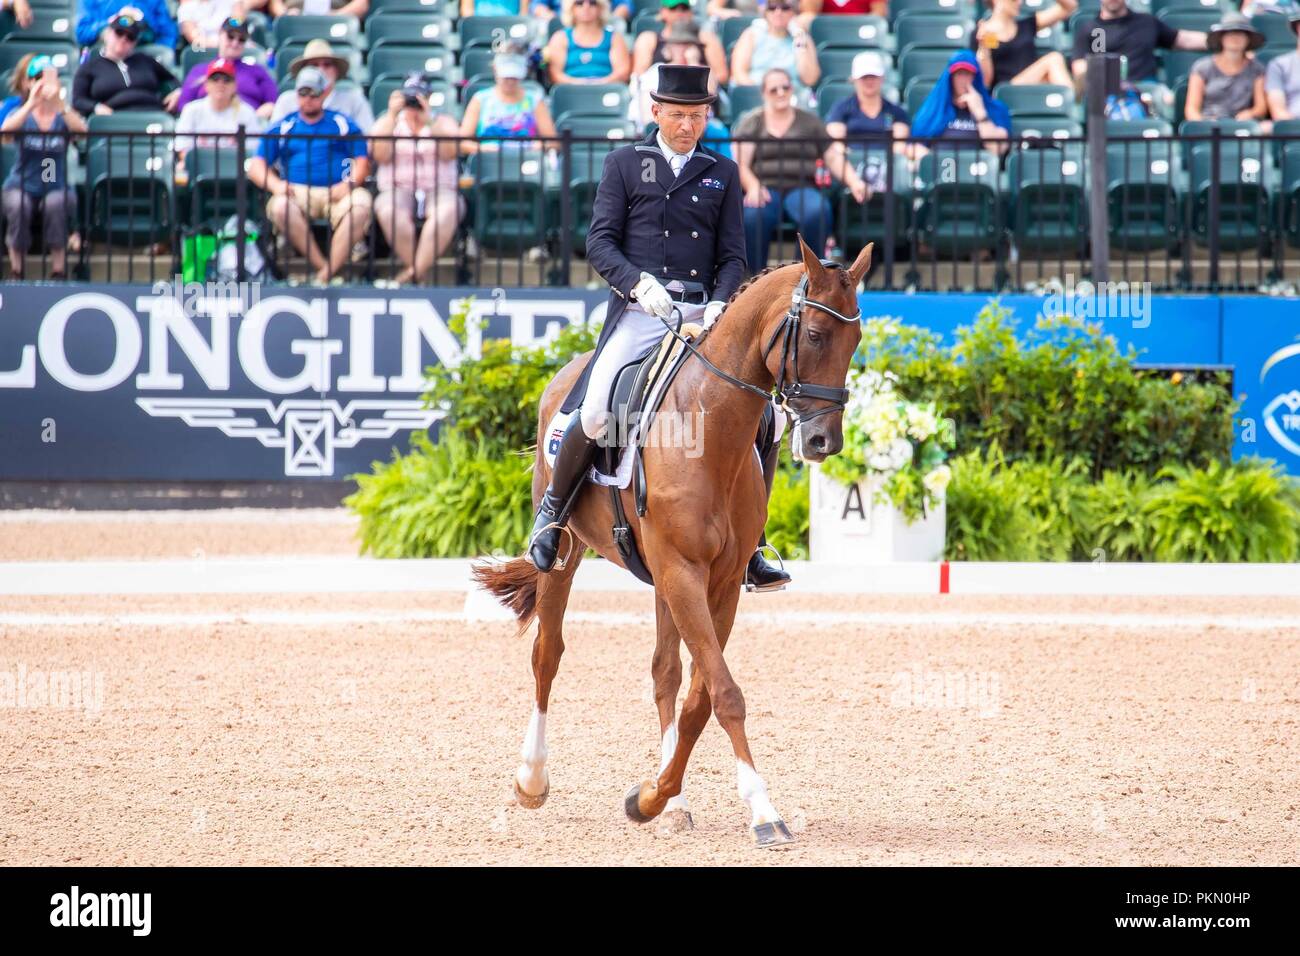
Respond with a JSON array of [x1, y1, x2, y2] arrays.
[[670, 153, 686, 178]]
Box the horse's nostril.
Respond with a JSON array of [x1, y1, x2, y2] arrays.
[[809, 432, 828, 452]]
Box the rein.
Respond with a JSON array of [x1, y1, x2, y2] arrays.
[[653, 260, 861, 426]]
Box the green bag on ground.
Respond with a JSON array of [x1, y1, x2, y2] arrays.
[[181, 233, 219, 284]]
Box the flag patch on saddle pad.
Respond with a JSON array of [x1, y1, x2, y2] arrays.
[[699, 178, 725, 190]]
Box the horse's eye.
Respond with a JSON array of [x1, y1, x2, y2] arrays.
[[806, 328, 823, 346]]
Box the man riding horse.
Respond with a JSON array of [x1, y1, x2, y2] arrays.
[[527, 63, 791, 592]]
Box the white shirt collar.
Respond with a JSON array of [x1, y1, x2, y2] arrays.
[[656, 131, 695, 167]]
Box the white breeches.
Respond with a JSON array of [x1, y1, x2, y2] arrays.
[[579, 300, 706, 440]]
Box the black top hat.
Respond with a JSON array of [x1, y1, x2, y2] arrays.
[[649, 64, 716, 105]]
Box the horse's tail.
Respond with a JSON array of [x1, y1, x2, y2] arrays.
[[470, 556, 539, 637]]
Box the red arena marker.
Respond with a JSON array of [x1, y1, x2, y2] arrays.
[[939, 561, 950, 595]]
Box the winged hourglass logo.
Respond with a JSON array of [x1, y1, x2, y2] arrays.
[[1260, 340, 1300, 459]]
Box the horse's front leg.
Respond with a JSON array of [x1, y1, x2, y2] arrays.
[[650, 593, 693, 828]]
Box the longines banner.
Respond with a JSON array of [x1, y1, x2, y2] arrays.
[[0, 285, 1296, 480]]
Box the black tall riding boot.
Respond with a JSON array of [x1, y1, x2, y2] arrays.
[[746, 434, 793, 592], [528, 418, 600, 572]]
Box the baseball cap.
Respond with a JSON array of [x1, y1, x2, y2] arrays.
[[221, 16, 250, 37], [661, 0, 692, 8], [851, 51, 885, 79], [948, 59, 978, 75], [26, 54, 54, 78], [494, 52, 527, 80], [206, 57, 236, 78], [110, 10, 141, 37], [296, 65, 328, 95], [401, 71, 431, 99]]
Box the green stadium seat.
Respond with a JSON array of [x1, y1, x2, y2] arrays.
[[905, 76, 937, 116], [458, 46, 498, 86], [549, 83, 630, 125], [366, 12, 457, 51], [994, 83, 1074, 118], [184, 147, 256, 234], [1149, 0, 1226, 15], [889, 0, 976, 26], [87, 134, 175, 247], [0, 40, 74, 76], [819, 46, 879, 83], [727, 83, 763, 122], [899, 47, 955, 91], [1032, 21, 1066, 55], [1011, 116, 1082, 140], [1276, 120, 1300, 247], [894, 15, 973, 58], [371, 0, 458, 13], [272, 14, 356, 49], [630, 11, 664, 40], [369, 45, 454, 88], [1189, 136, 1272, 251], [1251, 13, 1296, 48], [1156, 9, 1221, 33], [1160, 48, 1202, 88], [459, 15, 534, 53], [914, 146, 1004, 255], [1009, 142, 1088, 255], [836, 145, 912, 253], [469, 147, 549, 254], [1178, 118, 1259, 167], [0, 8, 73, 42], [809, 15, 890, 52], [719, 15, 757, 53], [817, 81, 856, 121], [1106, 138, 1182, 252]]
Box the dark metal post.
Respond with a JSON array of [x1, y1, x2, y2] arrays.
[[1086, 54, 1112, 284], [559, 127, 573, 288], [1208, 126, 1221, 291], [883, 136, 895, 288], [235, 125, 247, 283]]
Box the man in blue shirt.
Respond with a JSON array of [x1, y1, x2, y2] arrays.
[[76, 1, 178, 50], [247, 66, 373, 285]]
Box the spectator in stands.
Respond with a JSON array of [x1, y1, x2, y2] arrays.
[[2, 56, 85, 281], [175, 58, 264, 160], [729, 0, 820, 96], [178, 0, 244, 50], [175, 17, 277, 118], [248, 66, 373, 285], [911, 51, 1010, 156], [544, 0, 631, 86], [269, 39, 373, 131], [632, 0, 729, 86], [804, 0, 881, 21], [460, 47, 557, 151], [1, 0, 33, 31], [1185, 14, 1267, 123], [733, 67, 869, 272], [270, 0, 368, 17], [72, 10, 179, 114], [1266, 13, 1300, 120], [76, 0, 177, 49], [371, 75, 465, 287], [825, 51, 909, 151], [973, 0, 1076, 90], [458, 0, 573, 20], [0, 53, 39, 127], [1070, 0, 1206, 88]]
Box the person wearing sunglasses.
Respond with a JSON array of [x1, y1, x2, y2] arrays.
[[248, 66, 374, 285], [544, 0, 631, 86], [174, 17, 278, 119], [178, 0, 249, 50], [733, 67, 869, 273], [72, 10, 180, 115], [632, 0, 729, 86], [730, 0, 819, 93], [76, 0, 177, 49], [2, 55, 85, 281]]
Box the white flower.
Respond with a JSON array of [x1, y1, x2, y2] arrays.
[[923, 464, 952, 496], [887, 438, 913, 470], [906, 405, 938, 442]]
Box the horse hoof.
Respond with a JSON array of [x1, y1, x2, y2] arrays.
[[751, 819, 795, 849], [657, 809, 694, 834], [624, 783, 655, 824], [513, 778, 548, 810]]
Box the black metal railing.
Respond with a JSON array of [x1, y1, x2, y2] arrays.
[[1, 128, 1298, 292]]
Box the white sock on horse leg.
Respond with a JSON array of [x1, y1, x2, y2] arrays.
[[516, 706, 548, 798], [659, 722, 690, 813], [736, 760, 781, 828]]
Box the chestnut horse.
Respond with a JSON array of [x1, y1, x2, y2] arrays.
[[473, 238, 871, 846]]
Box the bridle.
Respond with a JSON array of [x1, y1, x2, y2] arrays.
[[656, 260, 861, 426]]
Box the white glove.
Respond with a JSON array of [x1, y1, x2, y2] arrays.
[[632, 272, 674, 319], [702, 300, 725, 328]]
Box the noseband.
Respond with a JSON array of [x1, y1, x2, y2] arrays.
[[654, 259, 861, 428]]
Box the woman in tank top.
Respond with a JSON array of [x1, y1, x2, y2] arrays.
[[545, 0, 632, 85]]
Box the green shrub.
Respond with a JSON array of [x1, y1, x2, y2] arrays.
[[1084, 470, 1154, 562], [764, 461, 809, 561], [1142, 459, 1300, 563], [1010, 456, 1093, 561], [943, 449, 1041, 561], [346, 431, 533, 558]]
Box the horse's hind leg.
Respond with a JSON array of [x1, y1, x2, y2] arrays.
[[651, 594, 693, 827], [513, 545, 585, 809]]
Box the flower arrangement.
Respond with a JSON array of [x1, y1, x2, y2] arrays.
[[819, 345, 956, 522]]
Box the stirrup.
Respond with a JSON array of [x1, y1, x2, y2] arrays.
[[744, 542, 788, 593], [529, 520, 576, 572]]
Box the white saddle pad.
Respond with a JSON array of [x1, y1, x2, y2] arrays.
[[542, 409, 635, 489]]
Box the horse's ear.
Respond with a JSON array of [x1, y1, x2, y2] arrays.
[[847, 243, 874, 286], [796, 234, 824, 281]]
